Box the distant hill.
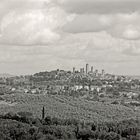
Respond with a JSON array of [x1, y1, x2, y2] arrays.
[[0, 73, 14, 78], [129, 75, 140, 80]]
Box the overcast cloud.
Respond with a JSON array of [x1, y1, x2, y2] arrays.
[[0, 0, 140, 75]]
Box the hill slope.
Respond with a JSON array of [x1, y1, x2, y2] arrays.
[[1, 93, 139, 123], [0, 73, 14, 78]]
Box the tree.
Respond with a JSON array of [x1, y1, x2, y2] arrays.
[[42, 106, 45, 120]]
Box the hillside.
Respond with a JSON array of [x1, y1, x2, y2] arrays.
[[129, 75, 140, 80], [0, 93, 139, 123], [0, 73, 14, 78]]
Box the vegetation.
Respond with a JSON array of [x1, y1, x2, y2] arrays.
[[0, 68, 140, 139], [0, 93, 139, 123], [0, 111, 139, 140]]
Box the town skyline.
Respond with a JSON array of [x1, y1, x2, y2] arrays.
[[0, 63, 139, 78]]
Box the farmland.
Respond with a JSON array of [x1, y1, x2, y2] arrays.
[[0, 93, 139, 123]]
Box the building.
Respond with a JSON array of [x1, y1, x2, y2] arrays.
[[80, 68, 84, 74], [80, 68, 83, 74], [73, 67, 75, 73], [91, 66, 94, 73], [86, 64, 89, 74], [82, 68, 85, 73], [95, 69, 98, 76], [102, 69, 105, 76]]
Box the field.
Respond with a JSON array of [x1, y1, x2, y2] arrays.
[[0, 93, 140, 123]]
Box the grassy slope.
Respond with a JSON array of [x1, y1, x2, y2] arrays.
[[0, 93, 139, 123]]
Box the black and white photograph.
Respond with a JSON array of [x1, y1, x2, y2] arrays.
[[0, 0, 140, 140]]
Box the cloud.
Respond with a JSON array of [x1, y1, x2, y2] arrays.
[[0, 0, 140, 75], [63, 14, 112, 33], [0, 31, 140, 75], [48, 32, 140, 60], [57, 0, 140, 14], [122, 41, 140, 55], [0, 0, 75, 45], [0, 0, 140, 46], [110, 25, 140, 40], [108, 13, 140, 40], [63, 12, 140, 41]]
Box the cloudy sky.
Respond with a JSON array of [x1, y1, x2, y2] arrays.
[[0, 0, 140, 75]]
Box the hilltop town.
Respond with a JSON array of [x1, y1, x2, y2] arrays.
[[0, 64, 140, 108]]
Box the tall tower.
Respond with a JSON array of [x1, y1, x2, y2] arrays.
[[86, 64, 89, 74], [80, 68, 83, 74], [102, 69, 105, 76], [73, 67, 75, 73], [91, 66, 93, 73], [95, 69, 98, 76], [82, 68, 85, 74]]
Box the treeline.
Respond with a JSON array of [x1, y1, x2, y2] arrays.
[[0, 112, 139, 140]]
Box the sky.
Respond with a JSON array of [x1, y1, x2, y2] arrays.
[[0, 0, 140, 75]]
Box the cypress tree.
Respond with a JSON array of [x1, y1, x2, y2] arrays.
[[42, 106, 45, 120]]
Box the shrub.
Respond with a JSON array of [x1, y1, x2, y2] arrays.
[[111, 100, 119, 105]]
